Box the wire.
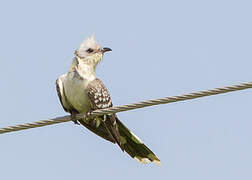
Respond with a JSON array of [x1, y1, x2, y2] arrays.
[[0, 82, 251, 134]]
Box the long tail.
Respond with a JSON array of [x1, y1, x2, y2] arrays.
[[116, 117, 161, 165], [103, 115, 124, 151], [80, 114, 161, 165]]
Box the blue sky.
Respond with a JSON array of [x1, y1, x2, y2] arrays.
[[0, 0, 251, 179]]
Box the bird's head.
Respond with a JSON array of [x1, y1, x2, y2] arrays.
[[74, 35, 112, 68]]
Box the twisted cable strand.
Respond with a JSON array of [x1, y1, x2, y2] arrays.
[[91, 82, 252, 115], [0, 116, 71, 134], [0, 82, 251, 134]]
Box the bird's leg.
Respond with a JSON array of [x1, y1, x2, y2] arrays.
[[71, 112, 80, 125]]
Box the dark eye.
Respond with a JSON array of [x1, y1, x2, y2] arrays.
[[86, 48, 94, 53]]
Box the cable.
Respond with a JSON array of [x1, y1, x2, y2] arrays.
[[0, 82, 251, 134]]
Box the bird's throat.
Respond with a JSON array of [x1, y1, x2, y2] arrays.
[[75, 60, 96, 81]]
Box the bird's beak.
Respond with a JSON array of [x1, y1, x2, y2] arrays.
[[102, 47, 112, 53]]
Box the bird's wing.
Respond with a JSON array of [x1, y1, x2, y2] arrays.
[[86, 78, 124, 150], [56, 75, 72, 113], [86, 79, 160, 164]]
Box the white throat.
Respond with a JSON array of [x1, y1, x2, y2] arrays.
[[70, 57, 96, 81]]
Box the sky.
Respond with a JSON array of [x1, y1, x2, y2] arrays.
[[0, 0, 251, 179]]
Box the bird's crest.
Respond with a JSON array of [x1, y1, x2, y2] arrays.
[[75, 35, 101, 58]]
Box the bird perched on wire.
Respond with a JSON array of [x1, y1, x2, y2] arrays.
[[56, 35, 160, 165]]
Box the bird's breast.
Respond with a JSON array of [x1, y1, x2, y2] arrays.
[[64, 71, 92, 113]]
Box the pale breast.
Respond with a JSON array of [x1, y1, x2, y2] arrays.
[[63, 70, 91, 113]]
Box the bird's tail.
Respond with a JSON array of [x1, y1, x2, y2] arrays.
[[116, 118, 161, 165]]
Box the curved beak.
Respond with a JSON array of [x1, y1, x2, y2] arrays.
[[102, 47, 112, 53]]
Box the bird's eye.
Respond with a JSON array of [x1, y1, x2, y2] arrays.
[[86, 48, 94, 53]]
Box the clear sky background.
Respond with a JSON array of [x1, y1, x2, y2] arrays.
[[0, 0, 251, 179]]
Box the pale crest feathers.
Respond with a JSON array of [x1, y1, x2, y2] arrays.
[[76, 35, 101, 58]]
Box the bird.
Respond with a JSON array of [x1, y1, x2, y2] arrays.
[[56, 35, 160, 165]]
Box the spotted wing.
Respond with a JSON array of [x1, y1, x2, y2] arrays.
[[86, 78, 123, 150]]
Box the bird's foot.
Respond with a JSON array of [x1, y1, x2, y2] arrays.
[[71, 113, 80, 125]]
